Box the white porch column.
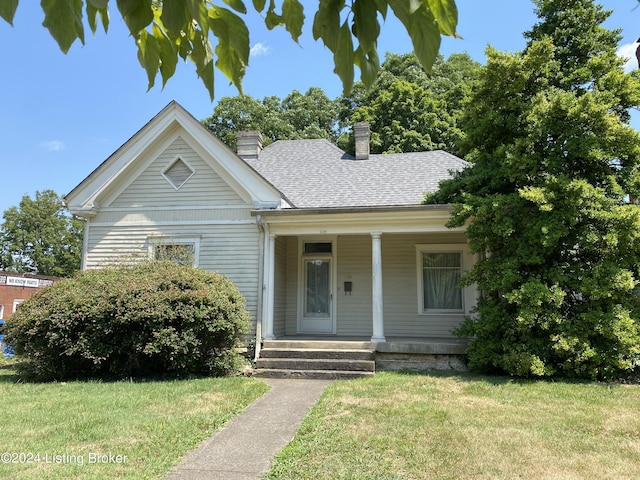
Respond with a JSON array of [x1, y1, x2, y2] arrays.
[[371, 232, 386, 342], [264, 232, 276, 340]]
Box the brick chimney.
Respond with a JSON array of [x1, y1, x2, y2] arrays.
[[236, 130, 263, 159], [354, 122, 370, 160]]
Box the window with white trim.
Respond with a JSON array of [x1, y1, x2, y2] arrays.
[[0, 305, 4, 320], [417, 245, 470, 314], [149, 236, 200, 267]]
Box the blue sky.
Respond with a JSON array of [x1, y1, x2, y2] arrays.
[[0, 0, 639, 215]]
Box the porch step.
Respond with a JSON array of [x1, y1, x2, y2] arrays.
[[254, 341, 376, 380], [256, 357, 375, 372], [259, 348, 375, 361], [262, 340, 374, 350], [254, 369, 374, 380]]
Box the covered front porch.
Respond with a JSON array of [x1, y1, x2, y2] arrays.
[[254, 205, 478, 354]]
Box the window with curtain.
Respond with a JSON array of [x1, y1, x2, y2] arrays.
[[422, 252, 463, 312]]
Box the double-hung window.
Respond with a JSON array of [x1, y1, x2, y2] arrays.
[[417, 245, 468, 314]]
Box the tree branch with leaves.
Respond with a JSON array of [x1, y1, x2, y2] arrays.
[[0, 0, 459, 100]]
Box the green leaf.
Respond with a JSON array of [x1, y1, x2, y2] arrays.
[[152, 23, 177, 88], [312, 0, 343, 52], [252, 0, 267, 12], [334, 20, 354, 94], [116, 0, 153, 37], [86, 2, 109, 34], [352, 0, 379, 55], [264, 0, 282, 30], [41, 0, 85, 53], [354, 46, 380, 87], [426, 0, 459, 37], [87, 0, 108, 8], [189, 27, 215, 101], [388, 0, 441, 72], [374, 0, 387, 19], [0, 0, 19, 25], [187, 0, 210, 30], [136, 28, 161, 91], [160, 0, 189, 34], [281, 0, 304, 42], [221, 0, 247, 14], [208, 5, 249, 93]]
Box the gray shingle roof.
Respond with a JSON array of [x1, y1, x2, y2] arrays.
[[243, 139, 468, 208]]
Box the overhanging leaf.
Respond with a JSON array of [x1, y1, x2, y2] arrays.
[[86, 2, 109, 34], [152, 23, 177, 87], [352, 0, 379, 55], [160, 0, 188, 35], [189, 27, 215, 101], [209, 5, 249, 92], [41, 0, 85, 53], [264, 0, 282, 30], [0, 0, 19, 25], [354, 46, 380, 88], [281, 0, 304, 42], [426, 0, 459, 37], [334, 20, 354, 94], [312, 0, 343, 52], [116, 0, 153, 36], [136, 29, 161, 91], [388, 0, 441, 72], [221, 0, 247, 14], [252, 0, 266, 12], [187, 0, 209, 30]]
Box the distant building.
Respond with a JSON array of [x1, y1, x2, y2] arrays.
[[0, 272, 58, 320]]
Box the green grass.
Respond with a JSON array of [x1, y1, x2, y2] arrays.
[[266, 371, 640, 480], [0, 360, 268, 479]]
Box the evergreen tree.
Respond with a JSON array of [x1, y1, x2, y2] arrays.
[[427, 0, 640, 380]]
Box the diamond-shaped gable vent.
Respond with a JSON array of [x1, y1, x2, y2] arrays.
[[163, 158, 194, 189]]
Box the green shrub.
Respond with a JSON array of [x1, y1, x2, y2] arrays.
[[5, 261, 251, 380]]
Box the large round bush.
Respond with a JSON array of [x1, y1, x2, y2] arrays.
[[5, 261, 251, 380]]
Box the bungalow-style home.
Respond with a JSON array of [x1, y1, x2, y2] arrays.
[[65, 101, 477, 376]]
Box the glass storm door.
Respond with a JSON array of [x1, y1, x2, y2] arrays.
[[300, 257, 334, 333]]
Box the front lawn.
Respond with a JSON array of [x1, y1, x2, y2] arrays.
[[0, 361, 268, 479], [266, 371, 640, 480]]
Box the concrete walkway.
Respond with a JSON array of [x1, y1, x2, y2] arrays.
[[164, 378, 332, 480]]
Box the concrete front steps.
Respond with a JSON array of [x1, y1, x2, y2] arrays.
[[253, 340, 376, 380]]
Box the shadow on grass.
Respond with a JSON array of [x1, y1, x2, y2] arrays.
[[0, 357, 241, 385]]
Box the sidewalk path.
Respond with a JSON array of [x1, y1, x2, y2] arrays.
[[164, 378, 332, 480]]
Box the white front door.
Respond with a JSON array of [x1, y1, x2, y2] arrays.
[[299, 241, 335, 334]]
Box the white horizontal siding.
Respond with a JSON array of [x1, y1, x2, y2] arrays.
[[336, 235, 372, 335], [85, 222, 261, 324], [92, 208, 253, 225], [110, 137, 246, 208], [273, 236, 288, 337], [381, 233, 469, 337], [284, 236, 298, 335]]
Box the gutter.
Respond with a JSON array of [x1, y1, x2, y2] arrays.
[[250, 203, 453, 217]]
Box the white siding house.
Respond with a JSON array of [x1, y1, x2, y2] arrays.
[[65, 101, 477, 360]]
